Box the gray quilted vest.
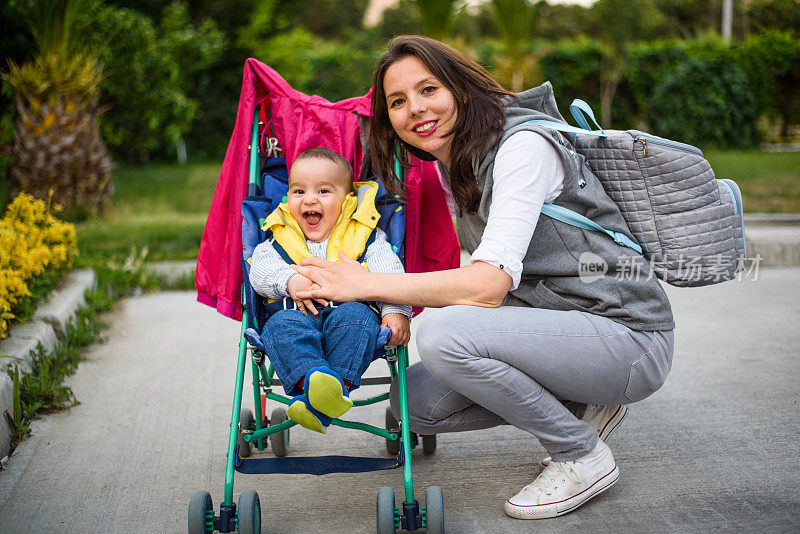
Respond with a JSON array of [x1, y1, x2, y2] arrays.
[[454, 82, 674, 332]]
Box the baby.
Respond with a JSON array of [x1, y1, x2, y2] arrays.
[[249, 147, 411, 433]]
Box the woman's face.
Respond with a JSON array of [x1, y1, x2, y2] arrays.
[[383, 55, 458, 165]]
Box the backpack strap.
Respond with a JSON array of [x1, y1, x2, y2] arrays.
[[569, 99, 606, 134], [523, 118, 640, 254], [541, 203, 643, 254], [526, 119, 608, 138]]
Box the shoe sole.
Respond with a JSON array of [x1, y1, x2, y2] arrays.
[[538, 405, 629, 472], [504, 465, 619, 519], [287, 400, 326, 433], [308, 371, 353, 418]]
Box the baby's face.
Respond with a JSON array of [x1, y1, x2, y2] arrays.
[[287, 158, 351, 243]]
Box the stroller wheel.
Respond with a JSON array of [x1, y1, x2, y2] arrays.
[[385, 407, 400, 455], [237, 408, 254, 458], [422, 434, 437, 454], [376, 486, 396, 534], [270, 407, 290, 457], [238, 489, 262, 534], [188, 490, 213, 534], [424, 486, 445, 534]]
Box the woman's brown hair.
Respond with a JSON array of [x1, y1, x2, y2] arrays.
[[369, 35, 514, 214]]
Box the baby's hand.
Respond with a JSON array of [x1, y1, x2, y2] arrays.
[[287, 274, 328, 315], [381, 313, 410, 346]]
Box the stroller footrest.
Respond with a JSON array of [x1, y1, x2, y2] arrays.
[[234, 453, 403, 476], [266, 376, 391, 387]]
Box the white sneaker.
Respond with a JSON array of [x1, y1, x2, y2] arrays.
[[504, 441, 619, 519], [584, 404, 629, 442], [539, 404, 628, 472]]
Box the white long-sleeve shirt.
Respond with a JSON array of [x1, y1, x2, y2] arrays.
[[438, 130, 565, 290], [249, 227, 412, 318]]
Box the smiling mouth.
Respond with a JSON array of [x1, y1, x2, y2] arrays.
[[413, 120, 437, 134], [303, 211, 322, 227]]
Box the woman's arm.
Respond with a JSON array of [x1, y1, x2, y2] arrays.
[[293, 253, 512, 309], [469, 131, 564, 290], [295, 132, 562, 308], [362, 228, 413, 317]]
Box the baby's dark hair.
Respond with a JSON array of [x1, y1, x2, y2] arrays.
[[293, 147, 354, 191]]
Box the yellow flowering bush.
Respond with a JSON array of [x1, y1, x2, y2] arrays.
[[0, 193, 77, 339]]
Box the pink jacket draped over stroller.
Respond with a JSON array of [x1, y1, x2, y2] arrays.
[[196, 58, 461, 320]]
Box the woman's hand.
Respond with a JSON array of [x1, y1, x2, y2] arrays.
[[292, 252, 369, 302], [286, 273, 328, 315], [381, 313, 410, 346]]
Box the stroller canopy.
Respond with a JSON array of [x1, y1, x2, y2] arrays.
[[196, 58, 460, 320]]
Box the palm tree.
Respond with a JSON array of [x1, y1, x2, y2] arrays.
[[414, 0, 459, 40], [592, 0, 662, 126], [3, 0, 113, 216], [490, 0, 538, 92]]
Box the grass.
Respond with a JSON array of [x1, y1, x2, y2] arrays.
[[75, 162, 220, 260], [705, 149, 800, 213]]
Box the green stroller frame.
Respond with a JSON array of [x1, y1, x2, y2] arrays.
[[188, 108, 445, 534]]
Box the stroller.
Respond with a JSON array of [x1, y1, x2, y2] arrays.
[[190, 60, 460, 534]]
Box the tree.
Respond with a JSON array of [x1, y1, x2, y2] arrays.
[[748, 0, 800, 37], [377, 0, 422, 40], [87, 2, 224, 163], [414, 0, 458, 40], [530, 0, 591, 41], [734, 31, 800, 136], [590, 0, 663, 126], [489, 0, 538, 92], [653, 0, 720, 39], [3, 0, 113, 216]]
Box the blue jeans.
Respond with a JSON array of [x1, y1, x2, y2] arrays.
[[260, 302, 381, 395]]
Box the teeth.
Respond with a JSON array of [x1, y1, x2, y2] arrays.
[[414, 121, 435, 133]]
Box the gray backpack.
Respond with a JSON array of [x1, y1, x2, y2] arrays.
[[532, 99, 746, 287]]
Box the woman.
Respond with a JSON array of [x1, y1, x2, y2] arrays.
[[294, 35, 674, 520]]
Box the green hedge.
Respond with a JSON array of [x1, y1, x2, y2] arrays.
[[649, 58, 758, 148], [539, 38, 603, 123], [733, 31, 800, 135], [537, 33, 799, 148]]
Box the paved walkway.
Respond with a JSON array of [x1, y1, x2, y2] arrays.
[[0, 268, 799, 533]]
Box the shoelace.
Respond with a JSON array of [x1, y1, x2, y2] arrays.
[[523, 460, 584, 500]]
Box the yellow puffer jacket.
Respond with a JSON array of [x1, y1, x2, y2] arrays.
[[261, 180, 381, 265]]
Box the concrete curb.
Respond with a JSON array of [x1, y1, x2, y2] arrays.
[[0, 269, 96, 459], [744, 213, 800, 226], [147, 260, 196, 285], [746, 227, 800, 266], [32, 270, 95, 339], [744, 215, 800, 267]]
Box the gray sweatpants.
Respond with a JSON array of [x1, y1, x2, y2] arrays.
[[389, 305, 674, 461]]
